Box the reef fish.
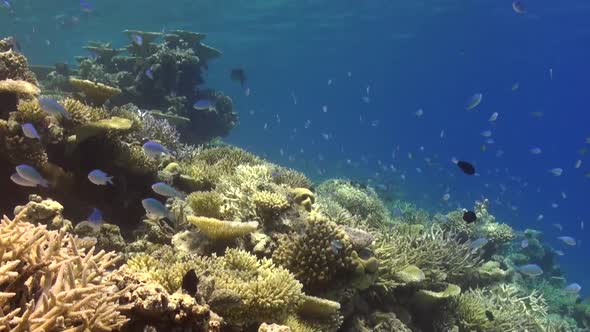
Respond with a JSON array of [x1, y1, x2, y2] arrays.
[[230, 68, 247, 87], [131, 33, 143, 46], [485, 310, 494, 321], [87, 208, 103, 226], [518, 264, 543, 277], [465, 93, 483, 110], [38, 97, 70, 119], [142, 141, 169, 158], [331, 239, 343, 254], [21, 123, 40, 140], [181, 269, 199, 295], [549, 168, 563, 176], [141, 198, 172, 220], [152, 182, 184, 198], [521, 239, 529, 248], [512, 0, 526, 14], [88, 169, 113, 185], [488, 112, 499, 122], [469, 237, 488, 250], [557, 236, 576, 246], [564, 283, 582, 294], [193, 99, 215, 111], [15, 164, 49, 188], [456, 160, 476, 175], [10, 172, 38, 187], [530, 147, 542, 155], [463, 211, 477, 223]]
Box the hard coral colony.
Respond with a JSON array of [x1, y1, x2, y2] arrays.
[[0, 29, 585, 332]]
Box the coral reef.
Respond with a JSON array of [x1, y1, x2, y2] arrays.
[[0, 201, 128, 331]]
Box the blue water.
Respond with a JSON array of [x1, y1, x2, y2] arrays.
[[3, 0, 590, 293]]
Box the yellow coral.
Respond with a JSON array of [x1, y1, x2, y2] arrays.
[[273, 212, 356, 292], [187, 191, 223, 218], [62, 97, 108, 124], [253, 190, 290, 221], [0, 203, 128, 331], [0, 79, 39, 97], [187, 215, 258, 240], [69, 77, 121, 106], [290, 188, 315, 212]]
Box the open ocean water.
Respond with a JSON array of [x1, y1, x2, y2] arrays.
[[2, 0, 590, 328]]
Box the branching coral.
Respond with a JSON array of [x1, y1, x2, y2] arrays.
[[0, 49, 38, 84], [271, 166, 313, 189], [252, 190, 290, 223], [0, 205, 128, 331], [217, 164, 272, 221], [375, 224, 482, 291], [187, 191, 223, 219], [126, 248, 305, 327], [316, 179, 391, 229], [455, 284, 548, 332]]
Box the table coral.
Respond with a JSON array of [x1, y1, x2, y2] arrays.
[[69, 77, 121, 106]]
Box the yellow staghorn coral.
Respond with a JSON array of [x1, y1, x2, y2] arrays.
[[69, 77, 121, 106], [253, 190, 290, 222], [271, 166, 313, 189], [0, 205, 128, 331], [62, 97, 108, 124], [186, 191, 224, 219], [126, 248, 305, 327], [374, 224, 482, 291], [217, 164, 272, 221], [187, 215, 258, 241], [0, 79, 40, 97], [455, 284, 549, 332]]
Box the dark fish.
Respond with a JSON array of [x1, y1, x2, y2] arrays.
[[181, 269, 199, 295], [463, 211, 477, 223], [230, 68, 247, 87], [457, 161, 475, 175], [485, 310, 494, 321]]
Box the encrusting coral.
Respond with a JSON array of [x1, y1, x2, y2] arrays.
[[0, 201, 128, 331]]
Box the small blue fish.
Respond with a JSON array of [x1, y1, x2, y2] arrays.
[[80, 0, 93, 13], [15, 164, 49, 188], [521, 239, 529, 248], [469, 237, 488, 251], [557, 236, 576, 246], [131, 33, 143, 46], [193, 99, 215, 111], [518, 264, 543, 277], [145, 68, 154, 80], [141, 198, 172, 220], [331, 239, 343, 254], [465, 93, 483, 110], [88, 169, 113, 185], [38, 97, 70, 119], [142, 141, 169, 158], [392, 207, 403, 218], [21, 123, 41, 140], [10, 172, 37, 187], [151, 182, 184, 198], [1, 0, 11, 8], [87, 208, 103, 226], [564, 283, 582, 294]]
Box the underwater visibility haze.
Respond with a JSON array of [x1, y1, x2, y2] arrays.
[[1, 0, 590, 331]]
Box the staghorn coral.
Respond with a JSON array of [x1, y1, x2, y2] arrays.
[[375, 224, 482, 291], [62, 97, 108, 125], [187, 191, 224, 219], [0, 203, 128, 331], [271, 166, 313, 189], [272, 212, 357, 292], [217, 164, 272, 221], [126, 248, 305, 328], [252, 190, 290, 223], [187, 215, 258, 241], [316, 179, 391, 229], [455, 284, 549, 332]]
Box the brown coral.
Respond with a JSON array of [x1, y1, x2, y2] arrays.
[[0, 49, 38, 84]]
